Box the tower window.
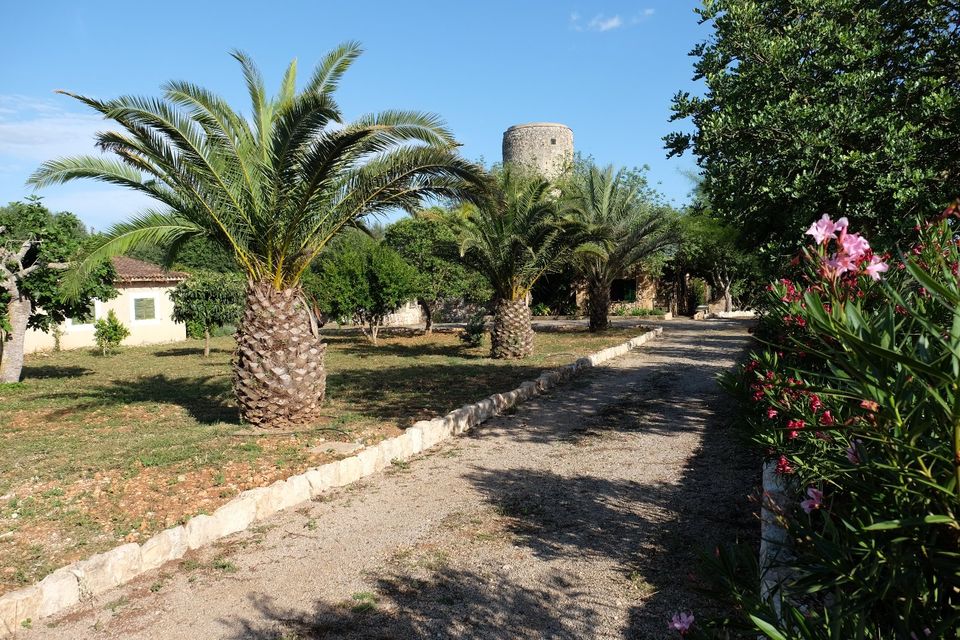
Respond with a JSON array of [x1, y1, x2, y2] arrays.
[[550, 138, 557, 145]]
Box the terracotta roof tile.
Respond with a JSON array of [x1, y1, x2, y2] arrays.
[[111, 256, 189, 283]]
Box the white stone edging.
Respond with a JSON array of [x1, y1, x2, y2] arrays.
[[0, 326, 663, 635]]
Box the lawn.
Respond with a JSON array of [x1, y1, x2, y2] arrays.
[[0, 325, 645, 594]]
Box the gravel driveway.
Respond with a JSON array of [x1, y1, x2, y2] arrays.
[[27, 319, 757, 640]]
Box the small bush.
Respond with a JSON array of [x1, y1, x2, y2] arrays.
[[459, 313, 486, 347], [531, 302, 551, 316], [93, 310, 129, 355]]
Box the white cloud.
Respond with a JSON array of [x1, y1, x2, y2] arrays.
[[0, 94, 149, 228], [588, 14, 623, 32], [0, 94, 109, 162], [572, 9, 654, 32]]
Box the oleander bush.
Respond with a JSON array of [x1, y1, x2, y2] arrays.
[[681, 207, 960, 638]]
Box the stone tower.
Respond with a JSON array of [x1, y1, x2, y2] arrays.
[[501, 122, 574, 181]]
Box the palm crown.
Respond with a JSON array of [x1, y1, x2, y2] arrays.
[[29, 42, 487, 290], [565, 163, 676, 285], [455, 166, 576, 302]]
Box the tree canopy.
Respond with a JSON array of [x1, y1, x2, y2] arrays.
[[383, 212, 489, 332], [667, 1, 960, 267], [169, 271, 246, 355], [309, 233, 419, 344]]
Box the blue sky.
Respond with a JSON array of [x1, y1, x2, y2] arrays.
[[0, 1, 707, 231]]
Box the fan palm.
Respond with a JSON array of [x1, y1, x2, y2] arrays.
[[564, 164, 677, 331], [28, 43, 487, 428], [454, 167, 578, 358]]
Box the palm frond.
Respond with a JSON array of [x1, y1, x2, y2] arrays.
[[306, 41, 363, 95]]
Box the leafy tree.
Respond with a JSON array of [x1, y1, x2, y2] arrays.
[[0, 198, 116, 382], [383, 213, 489, 333], [666, 1, 960, 270], [129, 235, 239, 274], [310, 235, 419, 345], [93, 310, 129, 355], [563, 163, 678, 331], [675, 213, 759, 312], [28, 42, 487, 428], [453, 167, 578, 359], [169, 271, 245, 356]]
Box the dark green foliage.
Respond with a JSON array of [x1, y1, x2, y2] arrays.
[[169, 272, 245, 354], [129, 235, 239, 274], [383, 213, 490, 329], [309, 235, 419, 344], [667, 1, 960, 269], [93, 310, 129, 355], [0, 198, 116, 333]]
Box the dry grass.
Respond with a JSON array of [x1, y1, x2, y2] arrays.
[[0, 325, 643, 594]]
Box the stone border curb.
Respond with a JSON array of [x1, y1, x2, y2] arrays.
[[0, 326, 663, 635]]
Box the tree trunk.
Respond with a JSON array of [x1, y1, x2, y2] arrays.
[[0, 296, 32, 383], [490, 297, 534, 359], [418, 298, 433, 334], [234, 280, 327, 429], [587, 278, 611, 332], [204, 327, 211, 358], [723, 284, 733, 313]]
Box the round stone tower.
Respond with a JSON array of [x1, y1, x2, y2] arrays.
[[501, 122, 574, 181]]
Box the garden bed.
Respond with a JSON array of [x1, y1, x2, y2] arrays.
[[0, 326, 643, 595]]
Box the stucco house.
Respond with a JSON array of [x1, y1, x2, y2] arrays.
[[24, 257, 188, 354]]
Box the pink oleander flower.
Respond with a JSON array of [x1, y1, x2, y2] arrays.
[[840, 232, 871, 260], [668, 612, 695, 635], [834, 216, 849, 233], [766, 407, 778, 419], [826, 252, 857, 275], [820, 410, 835, 426], [776, 455, 794, 475], [809, 395, 822, 412], [864, 255, 889, 281], [800, 487, 824, 513], [805, 214, 838, 244]]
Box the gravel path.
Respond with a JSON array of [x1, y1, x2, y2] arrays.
[[28, 319, 757, 640]]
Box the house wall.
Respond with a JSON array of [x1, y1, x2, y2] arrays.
[[23, 283, 186, 354]]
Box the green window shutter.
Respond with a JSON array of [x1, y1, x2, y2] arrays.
[[134, 298, 156, 320]]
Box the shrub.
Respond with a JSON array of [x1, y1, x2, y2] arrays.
[[310, 235, 419, 345], [459, 313, 486, 348], [701, 209, 960, 638], [531, 302, 551, 316], [93, 310, 130, 355]]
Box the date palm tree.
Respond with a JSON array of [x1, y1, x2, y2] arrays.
[[454, 167, 578, 358], [564, 163, 677, 331], [29, 43, 487, 428]]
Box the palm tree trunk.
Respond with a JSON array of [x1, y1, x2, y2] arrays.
[[204, 328, 211, 358], [490, 297, 533, 359], [234, 280, 326, 429], [587, 278, 611, 332], [0, 296, 31, 383]]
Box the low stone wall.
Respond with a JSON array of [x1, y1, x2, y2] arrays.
[[0, 327, 663, 635]]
